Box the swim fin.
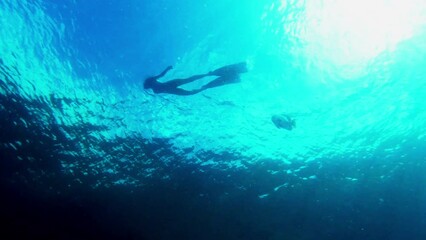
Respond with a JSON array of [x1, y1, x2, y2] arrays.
[[209, 62, 248, 76]]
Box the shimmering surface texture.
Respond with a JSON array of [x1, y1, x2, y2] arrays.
[[1, 0, 426, 239]]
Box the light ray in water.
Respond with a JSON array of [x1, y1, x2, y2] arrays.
[[301, 0, 426, 78]]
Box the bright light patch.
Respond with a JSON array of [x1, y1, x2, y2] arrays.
[[300, 0, 425, 78]]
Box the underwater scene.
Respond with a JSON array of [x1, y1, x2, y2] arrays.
[[1, 0, 426, 239]]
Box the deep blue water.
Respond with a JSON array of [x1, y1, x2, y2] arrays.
[[1, 0, 426, 239]]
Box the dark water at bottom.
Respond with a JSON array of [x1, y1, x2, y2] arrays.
[[2, 105, 426, 240], [3, 169, 426, 240]]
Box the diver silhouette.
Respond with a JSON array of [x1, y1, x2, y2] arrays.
[[144, 62, 248, 95]]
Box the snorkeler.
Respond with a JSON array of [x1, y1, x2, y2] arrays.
[[143, 62, 248, 95]]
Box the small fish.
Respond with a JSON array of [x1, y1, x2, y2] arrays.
[[271, 114, 296, 130]]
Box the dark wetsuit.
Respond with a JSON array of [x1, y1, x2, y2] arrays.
[[143, 62, 247, 96]]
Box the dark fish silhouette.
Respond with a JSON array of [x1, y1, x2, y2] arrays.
[[271, 114, 296, 130]]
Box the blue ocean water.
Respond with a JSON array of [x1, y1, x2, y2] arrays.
[[1, 0, 426, 239]]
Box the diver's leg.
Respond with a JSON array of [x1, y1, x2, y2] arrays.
[[166, 74, 210, 87], [169, 87, 203, 96], [209, 62, 247, 76], [201, 76, 240, 90]]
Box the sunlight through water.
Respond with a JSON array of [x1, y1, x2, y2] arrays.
[[275, 0, 426, 80], [1, 0, 426, 188]]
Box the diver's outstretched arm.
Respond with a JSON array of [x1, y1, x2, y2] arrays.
[[155, 66, 173, 78]]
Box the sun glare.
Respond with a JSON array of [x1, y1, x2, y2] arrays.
[[300, 0, 425, 78]]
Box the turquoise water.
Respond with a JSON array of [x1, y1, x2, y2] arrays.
[[1, 0, 426, 239]]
